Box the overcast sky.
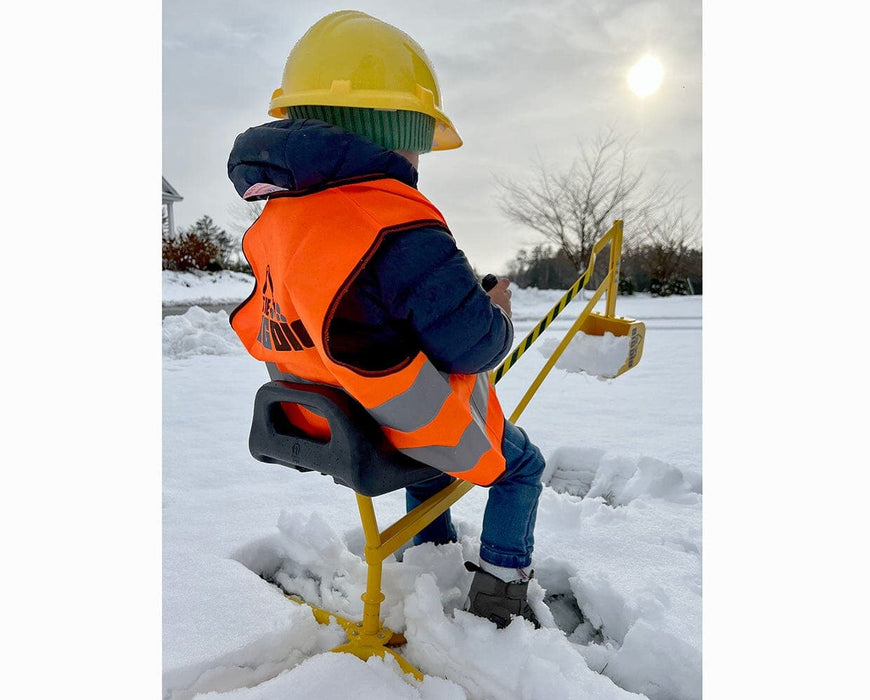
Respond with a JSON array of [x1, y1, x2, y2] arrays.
[[163, 0, 701, 273]]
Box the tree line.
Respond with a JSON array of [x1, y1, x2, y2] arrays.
[[498, 129, 701, 295]]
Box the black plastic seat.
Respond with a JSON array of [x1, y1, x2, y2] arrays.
[[248, 380, 443, 497]]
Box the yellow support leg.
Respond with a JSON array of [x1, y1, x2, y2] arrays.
[[284, 486, 477, 681], [285, 594, 421, 678]]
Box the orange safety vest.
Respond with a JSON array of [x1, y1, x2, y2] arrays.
[[230, 178, 507, 486]]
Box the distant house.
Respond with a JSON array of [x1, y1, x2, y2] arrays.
[[162, 177, 183, 237]]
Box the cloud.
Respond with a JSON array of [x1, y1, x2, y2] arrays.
[[163, 0, 701, 272]]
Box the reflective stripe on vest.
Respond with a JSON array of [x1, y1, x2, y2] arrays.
[[232, 179, 506, 486]]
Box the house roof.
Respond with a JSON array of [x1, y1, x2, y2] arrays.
[[162, 176, 183, 203]]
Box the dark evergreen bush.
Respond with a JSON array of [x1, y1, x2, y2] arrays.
[[162, 230, 222, 271], [618, 276, 636, 295], [162, 215, 242, 272]]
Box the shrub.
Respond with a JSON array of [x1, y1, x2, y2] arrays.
[[162, 230, 223, 271], [650, 276, 690, 297], [162, 215, 237, 272]]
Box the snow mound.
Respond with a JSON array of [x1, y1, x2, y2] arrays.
[[532, 448, 703, 699], [230, 510, 641, 699], [163, 270, 254, 305], [402, 574, 640, 700], [162, 306, 246, 359], [539, 332, 630, 378], [543, 446, 701, 505], [161, 556, 348, 699], [197, 652, 468, 700]]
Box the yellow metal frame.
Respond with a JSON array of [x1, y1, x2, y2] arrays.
[[503, 220, 645, 423], [285, 482, 474, 680], [284, 220, 641, 679], [490, 264, 589, 384]]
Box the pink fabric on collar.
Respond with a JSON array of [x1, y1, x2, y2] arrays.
[[243, 183, 289, 200]]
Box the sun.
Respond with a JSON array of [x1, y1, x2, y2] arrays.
[[627, 55, 664, 98]]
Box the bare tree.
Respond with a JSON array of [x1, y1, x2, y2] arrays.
[[497, 129, 679, 277], [227, 200, 265, 237], [637, 205, 702, 282]]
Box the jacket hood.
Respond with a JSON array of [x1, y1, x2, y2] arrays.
[[227, 119, 419, 199]]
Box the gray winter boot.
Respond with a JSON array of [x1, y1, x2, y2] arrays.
[[463, 561, 541, 629]]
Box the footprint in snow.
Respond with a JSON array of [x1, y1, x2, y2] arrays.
[[543, 446, 700, 505]]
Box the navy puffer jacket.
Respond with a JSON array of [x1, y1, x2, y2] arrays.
[[227, 119, 513, 375]]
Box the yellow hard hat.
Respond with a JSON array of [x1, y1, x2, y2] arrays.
[[269, 10, 462, 151]]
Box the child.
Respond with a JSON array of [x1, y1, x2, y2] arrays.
[[228, 10, 545, 628]]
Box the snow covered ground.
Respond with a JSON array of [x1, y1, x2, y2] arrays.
[[163, 271, 702, 699]]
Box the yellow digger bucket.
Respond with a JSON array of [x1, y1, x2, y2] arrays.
[[574, 312, 645, 378]]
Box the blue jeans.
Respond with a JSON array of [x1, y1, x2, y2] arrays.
[[405, 420, 545, 568]]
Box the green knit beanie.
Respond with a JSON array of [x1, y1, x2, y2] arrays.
[[286, 105, 435, 153]]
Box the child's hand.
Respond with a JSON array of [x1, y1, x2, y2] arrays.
[[486, 277, 512, 319]]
